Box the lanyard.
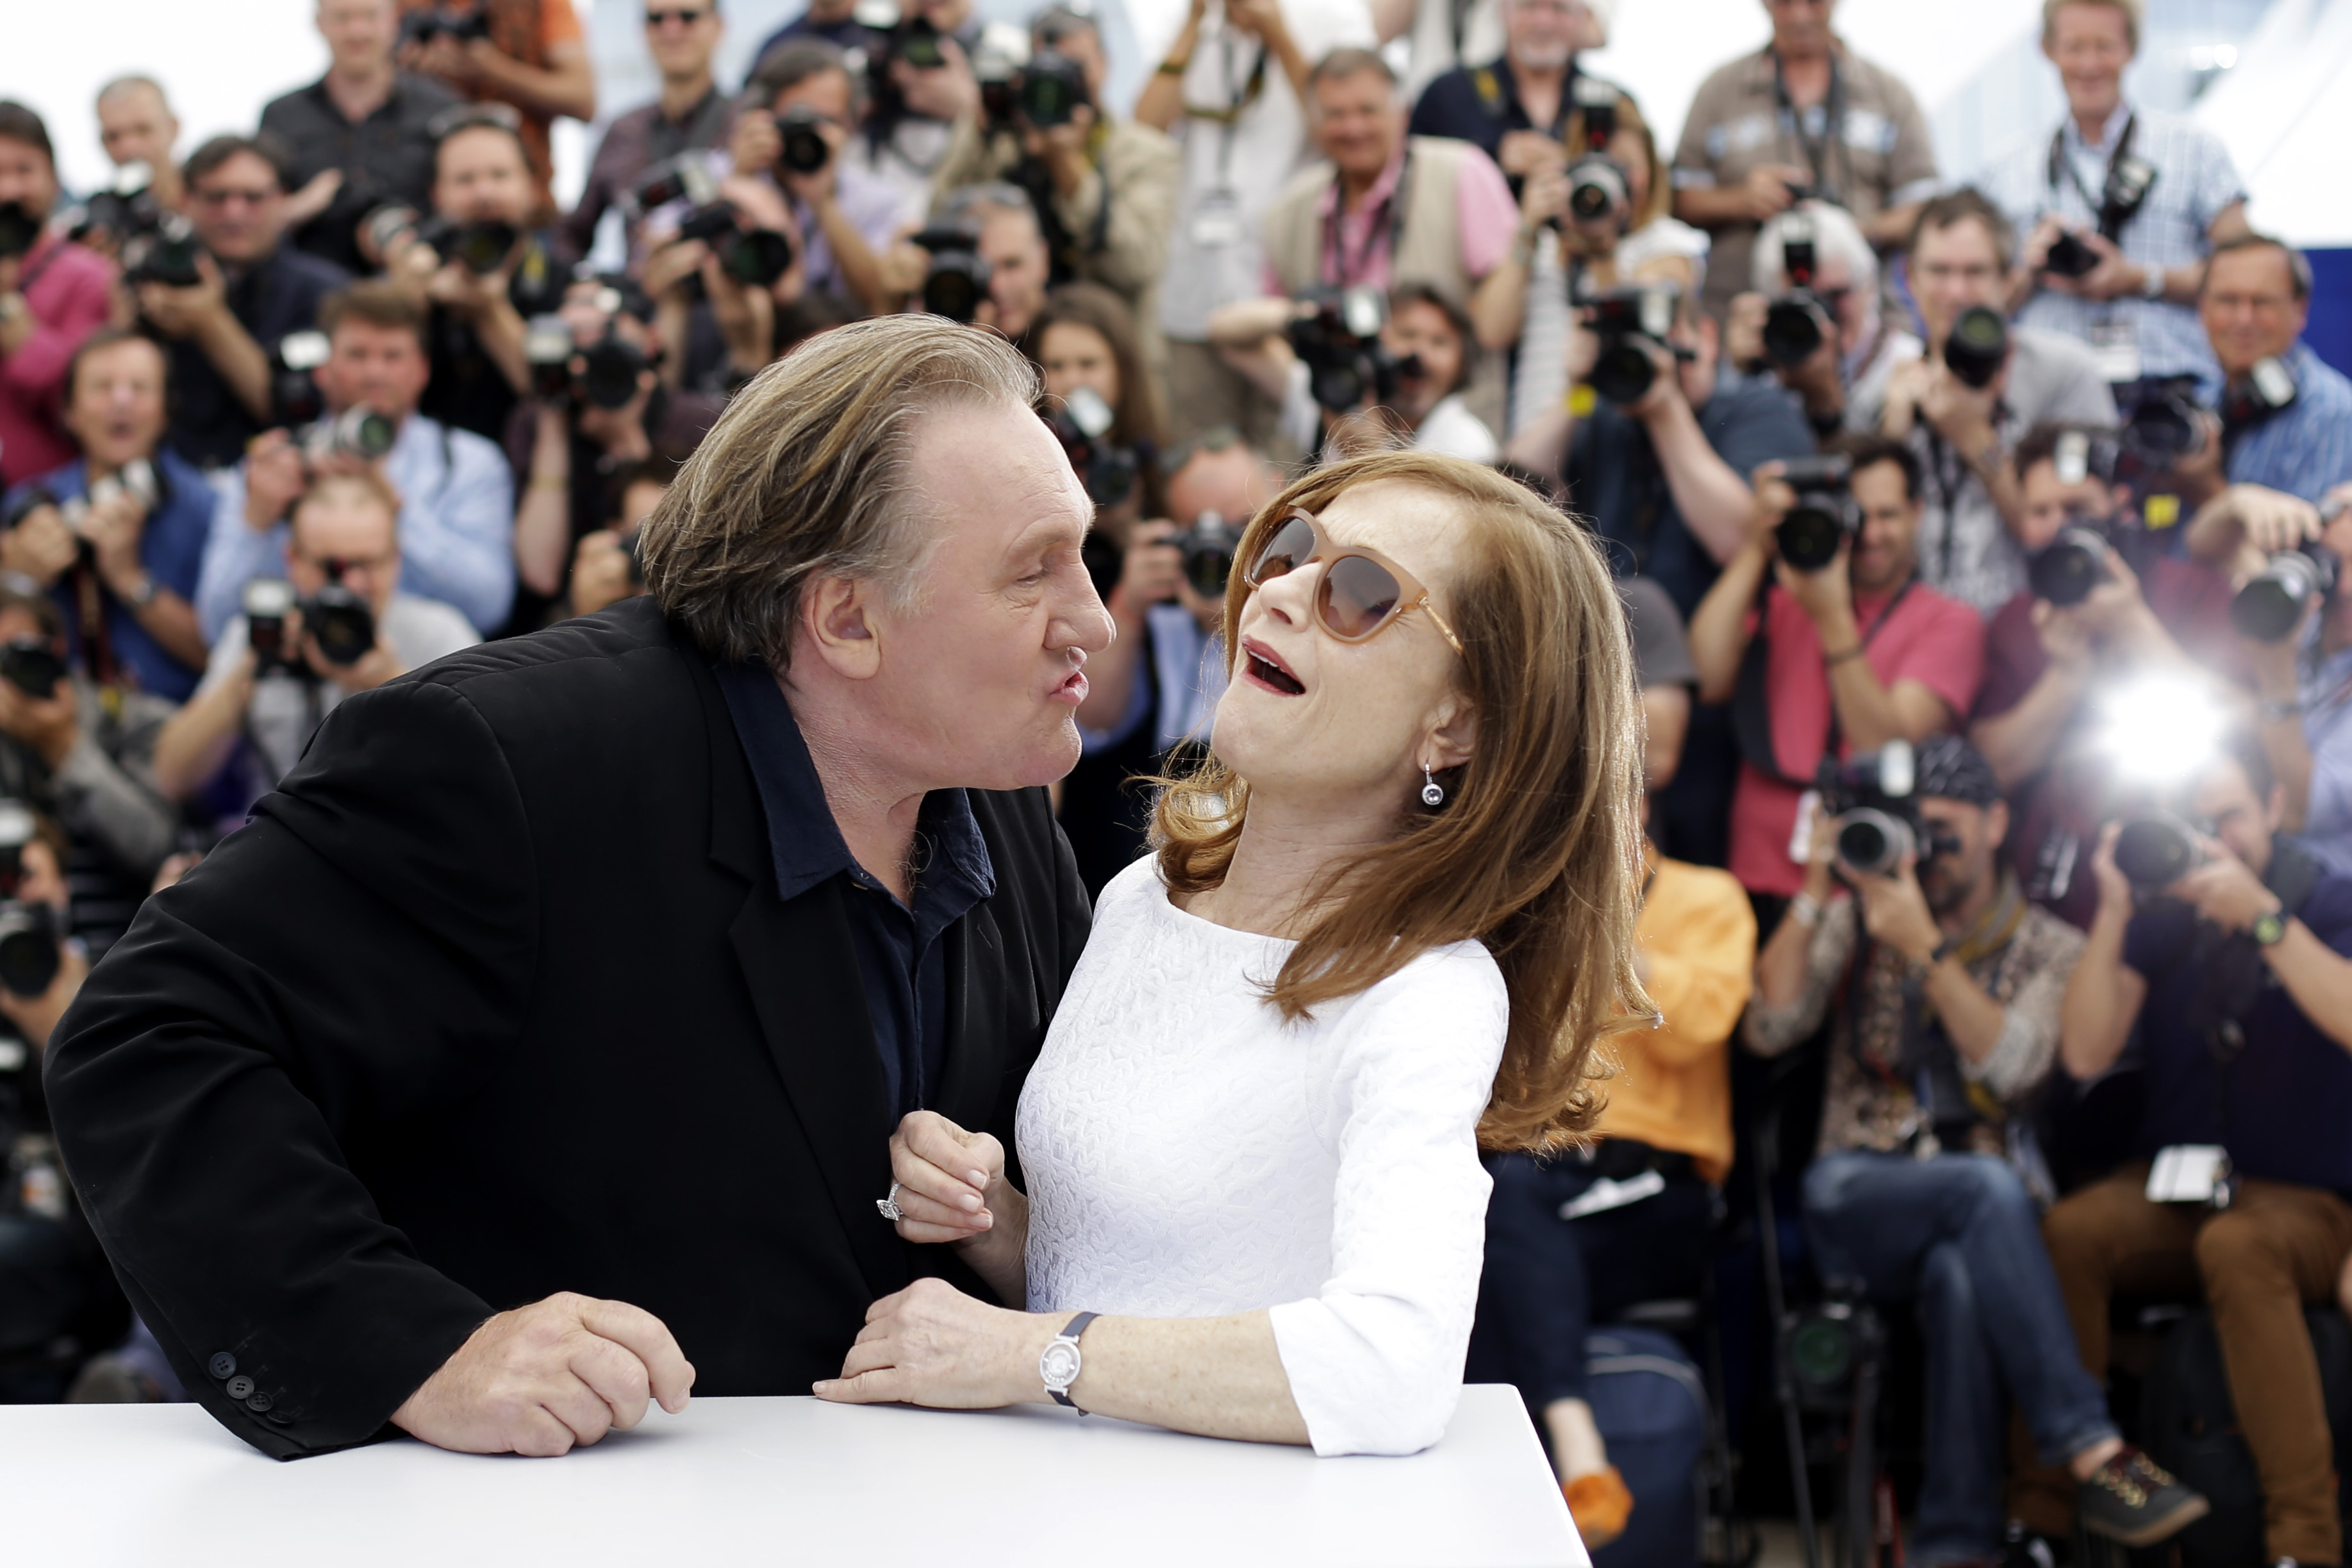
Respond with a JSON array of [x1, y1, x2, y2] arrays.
[[1773, 49, 1844, 195], [1187, 32, 1268, 188], [2045, 113, 2137, 224], [1322, 151, 1414, 290]]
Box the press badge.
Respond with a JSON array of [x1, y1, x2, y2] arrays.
[[2146, 1144, 2231, 1205], [2089, 322, 2142, 385], [1189, 190, 1245, 248]]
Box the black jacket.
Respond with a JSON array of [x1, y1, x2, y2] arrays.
[[46, 598, 1091, 1458]]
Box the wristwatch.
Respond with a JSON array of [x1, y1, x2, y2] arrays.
[[120, 573, 159, 608], [1039, 1310, 1100, 1412], [2141, 263, 2168, 301], [2252, 906, 2289, 946]]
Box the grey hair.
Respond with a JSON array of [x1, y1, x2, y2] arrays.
[[1752, 200, 1878, 296], [637, 317, 1041, 669]]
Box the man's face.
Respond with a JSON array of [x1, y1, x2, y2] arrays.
[[979, 208, 1050, 342], [289, 493, 401, 616], [1384, 298, 1465, 425], [1505, 0, 1584, 73], [2191, 755, 2279, 879], [189, 150, 288, 267], [1037, 22, 1109, 99], [827, 402, 1110, 790], [2201, 246, 2306, 378], [97, 84, 178, 175], [1313, 69, 1403, 184], [0, 136, 59, 219], [1766, 0, 1836, 56], [773, 67, 855, 125], [317, 0, 398, 74], [1916, 795, 2003, 914], [645, 2, 722, 81], [2044, 2, 2133, 117], [317, 318, 430, 422], [62, 338, 169, 472], [2018, 457, 2124, 554], [433, 127, 534, 226], [1849, 458, 1920, 593], [1911, 218, 2006, 349], [910, 0, 973, 33]]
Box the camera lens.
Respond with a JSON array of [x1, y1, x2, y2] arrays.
[[2232, 549, 2335, 642], [723, 228, 795, 288], [2113, 816, 2199, 887], [306, 586, 377, 667], [0, 638, 66, 702], [0, 201, 39, 260], [922, 254, 988, 323], [452, 219, 518, 275], [1762, 297, 1825, 367], [2029, 526, 2108, 607], [1834, 808, 1913, 876], [1775, 504, 1848, 573], [1587, 342, 1657, 407], [1788, 1312, 1857, 1391], [778, 114, 831, 175], [1943, 306, 2008, 390]]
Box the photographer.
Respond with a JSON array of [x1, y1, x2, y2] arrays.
[[565, 454, 672, 621], [751, 0, 884, 58], [1062, 424, 1282, 893], [929, 6, 1180, 360], [1405, 0, 1591, 167], [2178, 235, 2352, 508], [637, 171, 795, 394], [845, 0, 991, 227], [1970, 423, 2234, 927], [1876, 191, 2117, 615], [1, 330, 211, 700], [1986, 0, 2248, 388], [377, 106, 574, 445], [728, 41, 903, 315], [1730, 201, 1912, 439], [1670, 0, 1939, 327], [563, 0, 731, 258], [1745, 735, 2209, 1562], [198, 282, 515, 641], [140, 135, 352, 471], [1691, 438, 1984, 899], [394, 0, 597, 213], [260, 0, 462, 277], [1207, 282, 1497, 463], [1037, 281, 1165, 531], [92, 76, 185, 226], [898, 181, 1053, 347], [0, 103, 118, 492], [509, 278, 717, 628], [157, 472, 477, 808], [2028, 736, 2352, 1567]]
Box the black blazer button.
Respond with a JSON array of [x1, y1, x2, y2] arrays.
[[265, 1408, 294, 1425], [226, 1376, 255, 1399], [245, 1392, 274, 1412], [209, 1353, 236, 1379]]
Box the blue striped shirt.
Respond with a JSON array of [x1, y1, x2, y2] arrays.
[[2226, 343, 2352, 504]]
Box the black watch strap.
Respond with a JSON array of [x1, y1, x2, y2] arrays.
[[1047, 1310, 1100, 1410]]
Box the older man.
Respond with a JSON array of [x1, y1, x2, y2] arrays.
[[47, 317, 1106, 1459], [94, 77, 185, 216]]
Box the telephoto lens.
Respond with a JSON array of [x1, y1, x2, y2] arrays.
[[721, 227, 795, 288], [2028, 524, 2110, 607], [0, 636, 67, 701], [446, 219, 519, 276], [1772, 453, 1857, 572], [1563, 155, 1630, 228], [2232, 547, 2337, 643], [1179, 511, 1244, 599], [578, 335, 649, 409], [775, 107, 832, 175], [1581, 285, 1676, 407], [1942, 306, 2008, 390], [303, 584, 377, 667], [302, 405, 399, 464], [2112, 814, 2203, 889], [1762, 295, 1826, 367], [1018, 51, 1089, 129], [894, 15, 947, 69], [243, 578, 298, 670]]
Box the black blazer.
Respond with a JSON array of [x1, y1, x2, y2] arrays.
[[45, 598, 1091, 1458]]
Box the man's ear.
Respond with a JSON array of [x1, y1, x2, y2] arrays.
[[799, 573, 884, 681]]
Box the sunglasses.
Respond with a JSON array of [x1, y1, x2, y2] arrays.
[[1241, 509, 1463, 654], [644, 7, 712, 23]]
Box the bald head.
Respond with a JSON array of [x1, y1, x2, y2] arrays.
[[95, 77, 179, 178]]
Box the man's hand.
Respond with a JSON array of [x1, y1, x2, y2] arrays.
[[1740, 163, 1812, 222], [575, 369, 657, 459], [2169, 835, 2281, 934], [1022, 108, 1098, 200], [0, 672, 81, 770], [285, 168, 344, 228], [1518, 162, 1570, 247], [0, 500, 84, 588], [729, 110, 783, 177], [1916, 357, 2001, 452], [391, 1292, 695, 1457], [2221, 484, 2321, 562], [135, 252, 231, 340], [1110, 521, 1185, 629], [1725, 291, 1768, 367], [778, 119, 849, 209], [1622, 337, 1689, 425], [428, 247, 522, 319], [2040, 227, 2144, 302], [1878, 354, 1930, 438], [570, 530, 640, 617], [2018, 215, 2065, 280], [2030, 595, 2097, 672], [73, 483, 152, 593], [2073, 546, 2162, 652], [890, 37, 980, 122], [404, 32, 492, 89], [243, 431, 311, 532], [1497, 129, 1568, 181], [1225, 0, 1295, 47], [1775, 540, 1855, 634], [1849, 854, 1941, 964], [2087, 820, 2133, 916]]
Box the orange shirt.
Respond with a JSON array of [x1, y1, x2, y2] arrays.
[[1596, 854, 1755, 1184], [401, 0, 584, 206]]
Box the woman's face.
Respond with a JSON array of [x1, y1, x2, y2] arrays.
[[1039, 321, 1122, 412], [1212, 480, 1475, 815], [1384, 299, 1466, 415]]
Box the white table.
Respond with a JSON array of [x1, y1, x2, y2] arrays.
[[4, 1384, 1587, 1567]]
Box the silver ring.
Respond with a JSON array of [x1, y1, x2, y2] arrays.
[[876, 1182, 903, 1223]]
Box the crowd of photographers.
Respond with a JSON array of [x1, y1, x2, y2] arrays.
[[1, 0, 2350, 1560]]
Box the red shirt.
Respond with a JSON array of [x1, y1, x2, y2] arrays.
[[1728, 579, 1986, 896], [0, 233, 117, 490]]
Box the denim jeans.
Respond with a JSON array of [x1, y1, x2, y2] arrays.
[[1803, 1151, 2118, 1567]]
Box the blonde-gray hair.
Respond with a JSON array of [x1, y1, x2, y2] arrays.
[[638, 317, 1040, 668]]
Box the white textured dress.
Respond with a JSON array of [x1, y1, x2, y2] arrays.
[[1017, 857, 1511, 1457]]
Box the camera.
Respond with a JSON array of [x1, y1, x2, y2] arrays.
[[909, 220, 992, 323], [417, 215, 519, 276], [401, 5, 492, 46], [1762, 211, 1834, 368], [298, 406, 399, 465], [1287, 286, 1405, 414], [68, 161, 168, 252], [1556, 79, 1630, 236], [122, 211, 205, 289], [676, 201, 796, 288], [1782, 1284, 1885, 1412], [2042, 229, 2099, 279], [271, 329, 333, 429], [0, 638, 66, 702], [0, 201, 39, 261], [1773, 453, 1858, 572], [883, 8, 949, 70], [1177, 511, 1244, 600], [2231, 544, 2337, 643], [243, 578, 298, 670], [2029, 520, 2111, 607], [1581, 283, 1678, 407], [1941, 305, 2008, 390], [1047, 386, 1137, 511], [243, 575, 376, 670], [2116, 375, 2205, 479], [0, 800, 59, 1001], [1819, 739, 1951, 877], [1018, 49, 1090, 130], [524, 316, 649, 411], [2112, 812, 2205, 891], [775, 107, 832, 176], [2221, 354, 2299, 429]]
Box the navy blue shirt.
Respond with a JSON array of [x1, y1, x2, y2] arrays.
[[8, 449, 215, 702], [1566, 376, 1817, 620], [162, 243, 351, 470], [1408, 57, 1576, 164], [715, 659, 996, 1120], [2123, 868, 2352, 1197]]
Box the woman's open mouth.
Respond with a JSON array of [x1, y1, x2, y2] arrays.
[[1241, 639, 1305, 696]]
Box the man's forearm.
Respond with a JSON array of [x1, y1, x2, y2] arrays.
[[1689, 548, 1766, 702], [1824, 643, 1910, 752], [2264, 920, 2352, 1055], [1671, 186, 1754, 231], [1919, 959, 2007, 1065], [1971, 664, 2086, 789], [474, 300, 531, 395], [51, 734, 178, 878], [469, 47, 596, 124], [195, 311, 275, 422], [152, 672, 251, 799], [2255, 656, 2316, 832], [1467, 256, 1527, 354], [1643, 397, 1757, 563], [124, 588, 208, 673], [2059, 908, 2137, 1079], [815, 197, 890, 315]]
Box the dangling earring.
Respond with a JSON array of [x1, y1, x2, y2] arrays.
[[1421, 763, 1446, 808]]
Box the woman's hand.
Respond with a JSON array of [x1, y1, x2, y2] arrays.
[[813, 1277, 1057, 1408], [887, 1110, 1009, 1242]]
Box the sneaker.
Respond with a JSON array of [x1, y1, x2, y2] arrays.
[[2077, 1447, 2210, 1547], [1563, 1465, 1633, 1550]]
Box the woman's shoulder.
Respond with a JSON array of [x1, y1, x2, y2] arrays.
[[1094, 852, 1168, 920], [1350, 938, 1510, 1043]]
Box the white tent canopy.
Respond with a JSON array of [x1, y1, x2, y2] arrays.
[[2194, 0, 2352, 247]]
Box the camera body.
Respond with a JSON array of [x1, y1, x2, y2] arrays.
[[1288, 286, 1407, 414], [1819, 739, 1923, 877], [1177, 511, 1245, 600], [2221, 354, 2300, 429], [297, 406, 399, 465], [401, 6, 492, 47], [2042, 230, 2100, 279], [121, 211, 206, 290], [1941, 305, 2008, 390], [1782, 1284, 1886, 1413], [2115, 374, 2205, 483], [0, 201, 40, 261], [1773, 452, 1859, 572], [1017, 50, 1090, 130], [1763, 213, 1833, 368], [2232, 543, 2338, 643], [69, 161, 169, 252], [524, 315, 649, 411], [0, 638, 67, 702], [2029, 520, 2112, 607], [1582, 283, 1678, 407], [909, 220, 992, 323], [1047, 386, 1138, 510], [244, 575, 377, 671], [775, 107, 832, 176]]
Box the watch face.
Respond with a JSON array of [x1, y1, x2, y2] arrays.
[[1039, 1340, 1082, 1389], [2254, 911, 2287, 945]]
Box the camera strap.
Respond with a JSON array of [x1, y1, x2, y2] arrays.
[[1773, 49, 1844, 199], [2045, 113, 2148, 242], [1732, 573, 1914, 788]]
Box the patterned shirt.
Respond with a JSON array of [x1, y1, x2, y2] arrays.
[[1978, 103, 2245, 390], [1744, 885, 2084, 1167], [2292, 641, 2352, 879], [2224, 342, 2352, 504]]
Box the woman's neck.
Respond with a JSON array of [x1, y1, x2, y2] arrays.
[[1183, 786, 1403, 939]]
